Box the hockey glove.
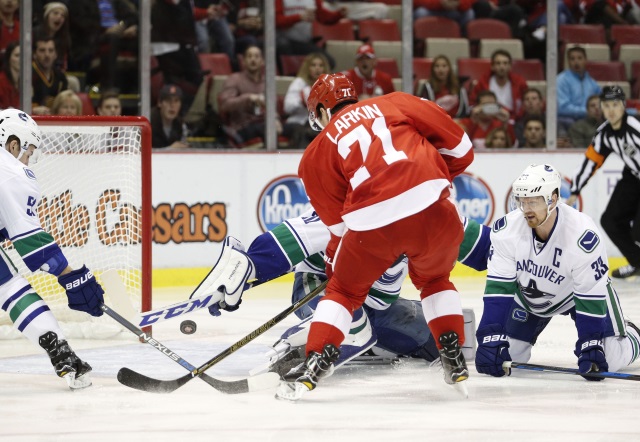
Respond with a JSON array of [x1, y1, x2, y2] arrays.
[[58, 266, 105, 317], [475, 324, 511, 377], [324, 233, 341, 280], [575, 335, 608, 381]]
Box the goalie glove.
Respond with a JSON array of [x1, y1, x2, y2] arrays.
[[475, 324, 511, 377], [58, 265, 105, 317], [196, 236, 255, 316], [575, 335, 608, 381]]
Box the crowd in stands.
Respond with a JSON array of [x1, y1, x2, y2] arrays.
[[1, 1, 639, 150]]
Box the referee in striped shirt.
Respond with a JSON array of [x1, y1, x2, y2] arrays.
[[567, 85, 640, 279]]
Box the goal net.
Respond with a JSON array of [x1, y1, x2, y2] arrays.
[[0, 116, 152, 339]]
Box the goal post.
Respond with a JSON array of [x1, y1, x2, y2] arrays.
[[0, 116, 152, 339]]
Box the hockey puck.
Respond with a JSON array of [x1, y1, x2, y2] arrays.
[[180, 320, 197, 335]]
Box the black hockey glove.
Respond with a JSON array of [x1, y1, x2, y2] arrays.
[[58, 265, 105, 317], [575, 335, 608, 381]]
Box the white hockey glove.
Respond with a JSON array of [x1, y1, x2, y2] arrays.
[[193, 236, 256, 315]]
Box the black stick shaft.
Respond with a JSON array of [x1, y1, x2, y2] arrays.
[[192, 280, 328, 376], [509, 362, 640, 381], [102, 304, 264, 393], [118, 280, 328, 393]]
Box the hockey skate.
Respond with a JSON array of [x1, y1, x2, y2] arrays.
[[275, 344, 340, 402], [438, 331, 469, 397], [39, 332, 92, 390], [612, 265, 640, 279]]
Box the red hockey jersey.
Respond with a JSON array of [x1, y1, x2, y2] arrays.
[[298, 92, 473, 236]]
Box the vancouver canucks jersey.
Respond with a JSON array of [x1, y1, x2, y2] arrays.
[[485, 203, 620, 339], [253, 207, 490, 310], [0, 149, 63, 283]]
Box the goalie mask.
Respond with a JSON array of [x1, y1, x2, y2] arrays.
[[307, 73, 358, 131], [0, 109, 42, 163], [512, 164, 561, 226]]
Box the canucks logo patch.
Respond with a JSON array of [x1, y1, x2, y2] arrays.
[[578, 230, 599, 253], [23, 168, 36, 180], [492, 216, 507, 233], [512, 308, 528, 322]]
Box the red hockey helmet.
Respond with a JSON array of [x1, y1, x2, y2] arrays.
[[307, 73, 358, 130]]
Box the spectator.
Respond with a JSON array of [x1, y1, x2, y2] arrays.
[[32, 35, 68, 116], [34, 2, 70, 70], [485, 127, 512, 148], [414, 0, 475, 31], [282, 52, 330, 149], [151, 84, 190, 149], [96, 90, 122, 116], [569, 94, 604, 148], [0, 0, 19, 54], [458, 90, 515, 149], [419, 54, 469, 118], [473, 1, 528, 40], [67, 0, 139, 92], [324, 0, 389, 20], [218, 45, 282, 149], [232, 0, 264, 55], [520, 115, 546, 148], [557, 46, 601, 134], [514, 87, 545, 146], [519, 0, 575, 30], [583, 0, 638, 30], [0, 40, 19, 109], [194, 1, 237, 70], [469, 49, 528, 118], [51, 90, 83, 116], [342, 44, 394, 99], [151, 0, 204, 110], [275, 0, 343, 69]]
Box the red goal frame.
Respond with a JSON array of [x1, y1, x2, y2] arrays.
[[33, 116, 153, 323]]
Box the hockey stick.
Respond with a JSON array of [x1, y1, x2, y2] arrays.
[[101, 304, 280, 393], [505, 361, 640, 381], [117, 280, 328, 393], [135, 249, 268, 328]]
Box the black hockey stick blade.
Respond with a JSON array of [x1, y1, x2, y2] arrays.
[[507, 362, 640, 381], [101, 301, 280, 394], [117, 368, 192, 393], [117, 367, 279, 394], [118, 280, 328, 393]]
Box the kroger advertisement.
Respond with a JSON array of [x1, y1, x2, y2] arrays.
[[152, 151, 625, 268]]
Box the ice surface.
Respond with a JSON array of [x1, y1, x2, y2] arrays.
[[1, 279, 639, 441]]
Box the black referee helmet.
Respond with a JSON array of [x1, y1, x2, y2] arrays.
[[600, 85, 625, 102]]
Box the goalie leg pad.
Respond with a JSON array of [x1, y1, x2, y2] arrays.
[[334, 308, 377, 367], [462, 308, 476, 361], [192, 236, 256, 307]]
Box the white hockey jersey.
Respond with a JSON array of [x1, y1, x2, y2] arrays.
[[0, 148, 61, 277], [485, 204, 621, 337]]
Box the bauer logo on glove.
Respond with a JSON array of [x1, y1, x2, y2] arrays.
[[63, 269, 96, 290], [482, 333, 508, 344], [58, 265, 105, 317]]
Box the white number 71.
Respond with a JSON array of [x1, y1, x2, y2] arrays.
[[337, 117, 408, 190]]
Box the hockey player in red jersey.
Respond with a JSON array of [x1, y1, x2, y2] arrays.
[[276, 73, 474, 401]]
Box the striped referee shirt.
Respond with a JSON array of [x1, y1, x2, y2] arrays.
[[571, 114, 640, 194]]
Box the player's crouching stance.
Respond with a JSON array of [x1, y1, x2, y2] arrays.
[[476, 164, 640, 380], [0, 109, 105, 389]]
